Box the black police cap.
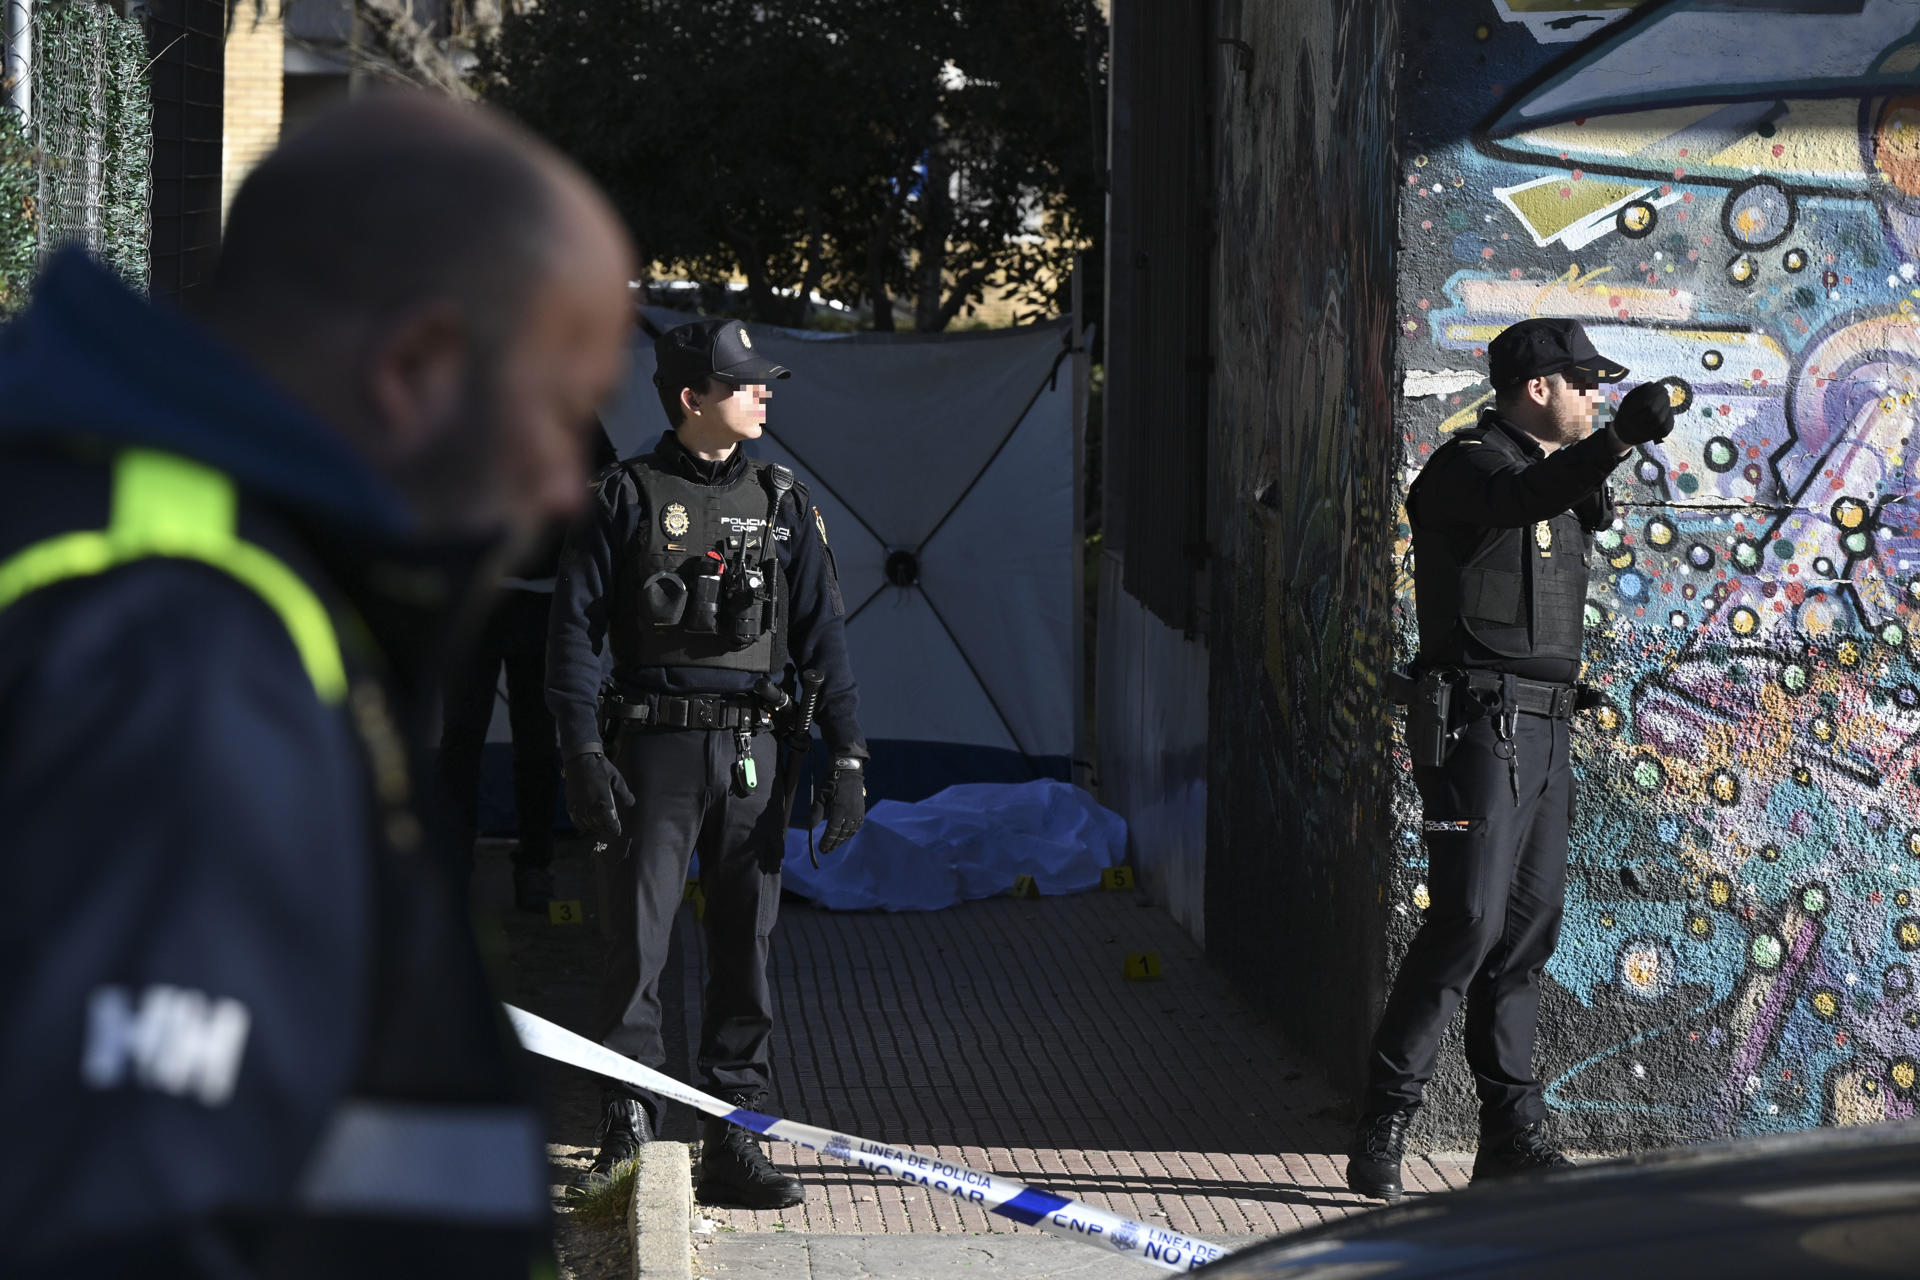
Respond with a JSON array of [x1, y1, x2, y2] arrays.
[[653, 318, 790, 390], [1488, 317, 1628, 389]]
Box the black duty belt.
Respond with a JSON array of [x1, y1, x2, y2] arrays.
[[1464, 671, 1579, 719], [604, 693, 760, 730]]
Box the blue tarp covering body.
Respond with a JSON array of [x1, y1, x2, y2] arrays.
[[777, 780, 1125, 912]]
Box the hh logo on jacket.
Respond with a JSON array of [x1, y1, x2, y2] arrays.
[[82, 984, 252, 1107]]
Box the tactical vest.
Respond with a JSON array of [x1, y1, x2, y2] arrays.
[[0, 448, 549, 1267], [1409, 422, 1590, 666], [618, 456, 790, 675]]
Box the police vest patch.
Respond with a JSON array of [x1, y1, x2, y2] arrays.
[[1535, 520, 1553, 556], [662, 503, 692, 539]]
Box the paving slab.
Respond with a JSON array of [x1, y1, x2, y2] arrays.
[[672, 891, 1470, 1245], [693, 1232, 1272, 1278], [493, 841, 1472, 1280]]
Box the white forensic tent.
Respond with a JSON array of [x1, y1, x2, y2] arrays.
[[571, 307, 1087, 806]]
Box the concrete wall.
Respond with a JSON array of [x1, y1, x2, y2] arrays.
[[1393, 0, 1920, 1150], [1204, 0, 1403, 1085], [1096, 550, 1209, 939]]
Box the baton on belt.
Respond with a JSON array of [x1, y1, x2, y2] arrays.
[[766, 669, 824, 864], [793, 668, 825, 739]]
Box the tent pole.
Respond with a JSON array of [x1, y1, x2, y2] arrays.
[[1070, 255, 1091, 794]]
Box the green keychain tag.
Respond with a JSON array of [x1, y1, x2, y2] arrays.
[[733, 729, 758, 794]]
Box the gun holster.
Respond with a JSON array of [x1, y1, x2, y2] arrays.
[[1395, 666, 1469, 769]]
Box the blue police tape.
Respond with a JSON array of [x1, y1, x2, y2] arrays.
[[504, 1004, 1232, 1273]]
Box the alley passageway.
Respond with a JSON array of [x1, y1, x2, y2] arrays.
[[491, 843, 1470, 1276]]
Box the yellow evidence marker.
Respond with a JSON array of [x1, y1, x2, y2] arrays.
[[1011, 874, 1040, 899], [1101, 866, 1136, 890], [683, 880, 706, 921], [548, 900, 583, 925], [1124, 952, 1164, 981]]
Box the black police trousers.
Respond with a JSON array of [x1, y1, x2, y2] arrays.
[[439, 588, 559, 868], [1362, 709, 1572, 1134], [595, 725, 785, 1131]]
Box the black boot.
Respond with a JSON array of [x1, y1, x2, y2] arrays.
[[579, 1095, 652, 1193], [697, 1096, 803, 1209], [1345, 1107, 1416, 1202], [1472, 1120, 1575, 1182], [513, 863, 554, 913]]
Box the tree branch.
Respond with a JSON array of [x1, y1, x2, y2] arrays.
[[935, 260, 995, 330]]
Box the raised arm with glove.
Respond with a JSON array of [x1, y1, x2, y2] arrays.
[[1609, 379, 1677, 447]]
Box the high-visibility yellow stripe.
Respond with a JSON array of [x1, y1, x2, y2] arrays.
[[0, 449, 346, 703]]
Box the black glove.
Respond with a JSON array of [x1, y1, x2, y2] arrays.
[[813, 757, 867, 854], [564, 748, 634, 841], [1611, 380, 1676, 446]]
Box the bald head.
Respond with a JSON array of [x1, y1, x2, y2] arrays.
[[214, 92, 589, 341], [209, 92, 635, 537]]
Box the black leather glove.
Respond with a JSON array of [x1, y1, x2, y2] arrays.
[[1611, 380, 1676, 446], [813, 756, 867, 854], [564, 748, 634, 841]]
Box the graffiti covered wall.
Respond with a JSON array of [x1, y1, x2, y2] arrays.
[[1394, 0, 1920, 1149], [1207, 0, 1403, 1082]]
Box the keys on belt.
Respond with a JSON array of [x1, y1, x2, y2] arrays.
[[601, 694, 765, 794], [732, 727, 758, 796]]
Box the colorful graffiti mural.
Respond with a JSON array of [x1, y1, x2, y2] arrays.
[[1395, 0, 1920, 1147]]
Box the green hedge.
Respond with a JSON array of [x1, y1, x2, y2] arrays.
[[36, 0, 151, 286], [0, 1, 151, 314], [0, 109, 35, 313], [97, 3, 151, 287]]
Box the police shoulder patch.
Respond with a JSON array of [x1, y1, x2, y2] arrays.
[[813, 507, 829, 547], [662, 502, 692, 539]]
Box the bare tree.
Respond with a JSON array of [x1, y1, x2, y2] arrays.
[[270, 1, 524, 99]]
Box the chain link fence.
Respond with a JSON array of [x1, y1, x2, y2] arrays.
[[0, 0, 151, 313]]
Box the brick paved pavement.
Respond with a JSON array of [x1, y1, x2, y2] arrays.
[[670, 887, 1473, 1249]]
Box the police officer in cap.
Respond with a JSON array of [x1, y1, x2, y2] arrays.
[[1345, 318, 1675, 1200], [548, 318, 867, 1209]]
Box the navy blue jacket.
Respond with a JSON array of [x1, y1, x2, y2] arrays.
[[548, 430, 864, 753], [0, 253, 545, 1275]]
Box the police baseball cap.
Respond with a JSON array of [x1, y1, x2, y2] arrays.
[[1488, 317, 1628, 389], [653, 318, 790, 390]]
